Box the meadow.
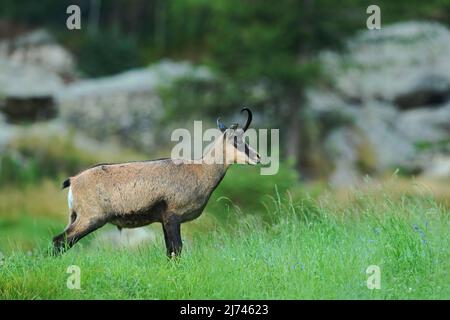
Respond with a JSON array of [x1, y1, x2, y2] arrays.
[[0, 175, 448, 299], [0, 131, 448, 299]]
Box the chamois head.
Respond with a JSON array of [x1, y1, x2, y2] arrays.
[[216, 108, 261, 165]]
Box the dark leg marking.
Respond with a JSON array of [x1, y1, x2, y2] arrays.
[[162, 214, 182, 258]]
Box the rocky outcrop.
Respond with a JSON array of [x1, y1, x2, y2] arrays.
[[0, 29, 74, 122], [0, 29, 76, 80], [0, 58, 63, 122], [307, 22, 450, 185], [57, 60, 212, 150]]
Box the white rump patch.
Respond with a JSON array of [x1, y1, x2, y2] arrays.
[[68, 186, 73, 210]]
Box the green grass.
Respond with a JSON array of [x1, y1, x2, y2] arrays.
[[0, 215, 62, 254], [0, 190, 448, 300]]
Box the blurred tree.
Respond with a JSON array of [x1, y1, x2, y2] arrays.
[[203, 0, 366, 176]]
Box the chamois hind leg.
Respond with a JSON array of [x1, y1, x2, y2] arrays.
[[162, 214, 182, 258], [52, 211, 105, 255]]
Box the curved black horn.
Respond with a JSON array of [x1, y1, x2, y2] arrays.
[[217, 117, 227, 132], [241, 107, 253, 132]]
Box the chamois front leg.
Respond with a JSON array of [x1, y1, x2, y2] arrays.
[[162, 214, 182, 258], [52, 213, 105, 255]]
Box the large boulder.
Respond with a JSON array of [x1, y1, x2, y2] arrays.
[[307, 22, 450, 185], [0, 29, 76, 80], [0, 58, 63, 122]]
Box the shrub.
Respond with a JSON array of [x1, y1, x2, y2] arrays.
[[74, 30, 140, 77]]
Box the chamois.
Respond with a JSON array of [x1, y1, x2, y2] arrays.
[[53, 108, 261, 257]]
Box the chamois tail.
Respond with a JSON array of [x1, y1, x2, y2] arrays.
[[62, 178, 71, 190]]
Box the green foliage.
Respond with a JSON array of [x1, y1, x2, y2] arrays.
[[2, 0, 449, 76], [414, 139, 450, 153], [317, 110, 355, 134], [158, 75, 266, 124], [207, 1, 351, 86], [1, 0, 71, 25], [70, 31, 140, 77], [0, 154, 45, 187]]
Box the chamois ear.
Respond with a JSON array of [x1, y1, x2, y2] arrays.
[[217, 117, 227, 132]]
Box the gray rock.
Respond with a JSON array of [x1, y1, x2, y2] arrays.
[[325, 127, 362, 187], [394, 74, 450, 109], [397, 103, 450, 143], [0, 59, 63, 98], [308, 22, 450, 184], [321, 22, 450, 103], [58, 60, 213, 150], [422, 156, 450, 179], [0, 29, 76, 79]]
